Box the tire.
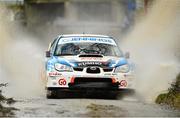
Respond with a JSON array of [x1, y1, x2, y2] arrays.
[[46, 89, 70, 99], [57, 90, 69, 98], [46, 90, 57, 99], [106, 91, 118, 99]]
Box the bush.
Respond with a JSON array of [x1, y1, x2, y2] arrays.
[[156, 73, 180, 109], [0, 83, 17, 116]]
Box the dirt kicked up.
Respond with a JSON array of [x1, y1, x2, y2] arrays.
[[0, 0, 180, 117], [121, 0, 180, 102]]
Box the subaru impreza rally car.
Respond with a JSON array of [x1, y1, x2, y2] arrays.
[[45, 34, 135, 98]]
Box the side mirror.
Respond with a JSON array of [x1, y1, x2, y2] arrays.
[[46, 51, 51, 57], [125, 52, 130, 59]]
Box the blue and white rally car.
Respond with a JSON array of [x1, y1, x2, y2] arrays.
[[45, 34, 135, 98]]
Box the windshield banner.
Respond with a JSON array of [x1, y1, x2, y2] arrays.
[[58, 37, 117, 45]]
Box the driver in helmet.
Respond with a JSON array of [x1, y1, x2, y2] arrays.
[[61, 43, 80, 55]]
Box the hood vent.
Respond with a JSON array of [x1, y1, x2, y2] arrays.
[[79, 54, 103, 57]]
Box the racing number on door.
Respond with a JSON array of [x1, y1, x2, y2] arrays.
[[59, 79, 67, 86]]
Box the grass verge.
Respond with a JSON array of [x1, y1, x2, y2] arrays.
[[156, 73, 180, 109], [0, 83, 18, 116]]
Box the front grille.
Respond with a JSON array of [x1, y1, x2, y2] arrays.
[[86, 67, 100, 74], [103, 68, 113, 72], [74, 77, 112, 84], [73, 67, 83, 71]]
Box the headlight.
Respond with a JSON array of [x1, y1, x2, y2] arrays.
[[54, 63, 72, 72], [114, 64, 130, 73]]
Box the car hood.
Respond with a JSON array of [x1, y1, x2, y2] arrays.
[[47, 55, 128, 68]]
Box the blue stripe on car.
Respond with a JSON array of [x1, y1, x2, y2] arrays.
[[115, 58, 127, 67], [108, 58, 127, 67]]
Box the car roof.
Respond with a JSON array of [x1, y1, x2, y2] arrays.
[[59, 34, 112, 38]]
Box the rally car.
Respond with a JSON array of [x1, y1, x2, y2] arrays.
[[45, 34, 135, 98]]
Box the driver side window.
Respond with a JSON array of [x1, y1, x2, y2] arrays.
[[50, 38, 58, 55]]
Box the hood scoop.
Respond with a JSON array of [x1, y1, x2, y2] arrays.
[[78, 54, 103, 58]]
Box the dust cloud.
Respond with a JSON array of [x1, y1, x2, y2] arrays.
[[121, 0, 180, 101], [0, 5, 44, 98]]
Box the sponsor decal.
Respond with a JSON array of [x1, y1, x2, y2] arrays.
[[76, 61, 109, 68], [77, 61, 103, 67], [119, 80, 127, 87], [58, 37, 116, 45], [71, 37, 113, 43], [48, 72, 62, 76], [59, 78, 67, 86], [80, 57, 103, 61]]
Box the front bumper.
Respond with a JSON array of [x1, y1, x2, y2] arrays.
[[69, 82, 119, 90], [46, 70, 135, 90]]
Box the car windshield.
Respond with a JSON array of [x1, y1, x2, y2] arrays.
[[54, 42, 123, 56]]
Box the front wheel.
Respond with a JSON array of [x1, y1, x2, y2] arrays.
[[46, 90, 57, 99], [46, 89, 70, 99]]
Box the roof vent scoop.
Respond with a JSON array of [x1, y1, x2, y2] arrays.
[[78, 54, 103, 57]]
